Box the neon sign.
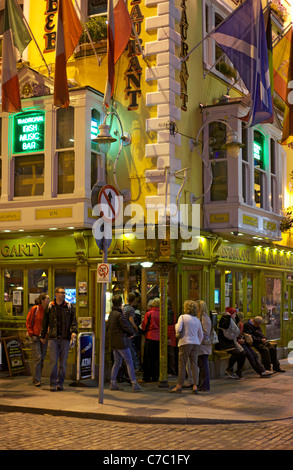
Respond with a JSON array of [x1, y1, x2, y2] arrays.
[[13, 111, 45, 154], [253, 142, 262, 161]]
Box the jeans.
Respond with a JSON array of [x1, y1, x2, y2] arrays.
[[111, 348, 136, 384], [198, 354, 210, 391], [48, 338, 70, 387], [30, 336, 48, 383]]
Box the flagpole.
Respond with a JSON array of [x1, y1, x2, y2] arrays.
[[12, 0, 51, 76], [74, 0, 104, 67]]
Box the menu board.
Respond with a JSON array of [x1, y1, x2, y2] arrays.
[[2, 337, 26, 377]]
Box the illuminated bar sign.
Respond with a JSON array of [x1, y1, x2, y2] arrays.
[[13, 111, 45, 154], [253, 141, 262, 161]]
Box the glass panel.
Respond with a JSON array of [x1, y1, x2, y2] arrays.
[[254, 130, 264, 170], [242, 162, 247, 203], [270, 139, 276, 174], [211, 161, 228, 201], [14, 154, 44, 197], [88, 0, 107, 16], [187, 273, 200, 301], [214, 269, 221, 313], [241, 123, 248, 162], [225, 270, 232, 309], [265, 277, 281, 340], [58, 151, 74, 194], [247, 273, 253, 315], [54, 268, 76, 305], [28, 269, 49, 308], [56, 107, 74, 149], [0, 158, 2, 197], [4, 269, 24, 316], [209, 122, 227, 160], [235, 272, 243, 312], [254, 169, 263, 208]]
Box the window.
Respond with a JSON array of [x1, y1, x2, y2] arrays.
[[54, 268, 76, 304], [4, 269, 24, 317], [235, 272, 243, 312], [14, 154, 44, 197], [56, 107, 75, 194], [58, 151, 75, 194], [270, 139, 277, 212], [209, 122, 228, 201], [28, 269, 48, 308], [253, 130, 265, 208], [91, 108, 102, 188], [242, 123, 249, 204], [88, 0, 107, 16], [265, 277, 281, 340]]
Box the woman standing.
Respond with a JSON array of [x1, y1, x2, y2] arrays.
[[196, 300, 212, 391], [170, 300, 203, 394], [141, 297, 160, 382], [26, 293, 50, 386]]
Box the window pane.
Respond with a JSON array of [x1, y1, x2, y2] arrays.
[[254, 169, 263, 208], [14, 154, 44, 197], [225, 270, 232, 308], [88, 0, 107, 16], [209, 122, 227, 160], [4, 269, 24, 316], [247, 273, 253, 315], [56, 107, 74, 149], [28, 269, 48, 308], [211, 161, 228, 201], [265, 277, 281, 340], [215, 269, 221, 313], [58, 151, 75, 194], [55, 268, 76, 304], [235, 272, 243, 312]]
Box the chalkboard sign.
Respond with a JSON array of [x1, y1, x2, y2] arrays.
[[2, 336, 26, 377]]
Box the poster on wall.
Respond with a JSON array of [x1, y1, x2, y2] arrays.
[[77, 333, 95, 381]]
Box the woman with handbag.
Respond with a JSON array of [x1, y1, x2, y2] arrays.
[[170, 300, 203, 394]]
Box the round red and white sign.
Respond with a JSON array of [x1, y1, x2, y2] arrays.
[[98, 184, 121, 222]]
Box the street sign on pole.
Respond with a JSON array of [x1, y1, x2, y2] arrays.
[[97, 263, 111, 283], [98, 184, 121, 222]]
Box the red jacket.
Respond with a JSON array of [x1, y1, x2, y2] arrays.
[[26, 304, 45, 336], [142, 307, 160, 341]]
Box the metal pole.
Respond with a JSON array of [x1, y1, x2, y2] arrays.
[[159, 267, 169, 388], [98, 238, 107, 404]]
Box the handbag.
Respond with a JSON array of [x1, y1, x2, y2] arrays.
[[243, 333, 253, 346], [209, 325, 219, 344], [176, 315, 185, 339], [219, 317, 240, 341]]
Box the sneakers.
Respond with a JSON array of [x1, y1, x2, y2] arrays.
[[110, 383, 121, 391], [226, 367, 238, 379], [236, 371, 245, 380], [132, 382, 142, 391], [261, 370, 273, 377]]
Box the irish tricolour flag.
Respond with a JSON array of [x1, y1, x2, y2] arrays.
[[2, 0, 31, 113]]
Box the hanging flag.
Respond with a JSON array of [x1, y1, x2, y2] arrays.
[[54, 0, 83, 108], [2, 0, 31, 113], [280, 26, 293, 145], [210, 0, 273, 127], [273, 27, 292, 102], [263, 5, 274, 124], [103, 0, 132, 109]]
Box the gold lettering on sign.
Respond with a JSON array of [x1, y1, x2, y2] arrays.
[[180, 0, 189, 111], [44, 0, 58, 53], [0, 242, 47, 257], [125, 0, 143, 111]]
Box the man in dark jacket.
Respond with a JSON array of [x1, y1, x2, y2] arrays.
[[108, 295, 141, 391], [40, 287, 77, 391], [243, 316, 285, 373]]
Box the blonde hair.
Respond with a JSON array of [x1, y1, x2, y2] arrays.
[[183, 300, 197, 316], [196, 300, 208, 317], [152, 297, 160, 308]]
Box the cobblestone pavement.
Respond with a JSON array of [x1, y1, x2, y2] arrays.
[[1, 412, 293, 451]]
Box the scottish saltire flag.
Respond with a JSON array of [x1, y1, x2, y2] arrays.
[[210, 0, 273, 127]]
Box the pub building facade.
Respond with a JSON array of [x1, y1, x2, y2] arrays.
[[0, 0, 293, 379]]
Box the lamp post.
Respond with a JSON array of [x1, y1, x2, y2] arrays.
[[91, 107, 131, 404]]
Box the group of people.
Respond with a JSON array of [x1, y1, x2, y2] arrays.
[[26, 287, 285, 395], [215, 307, 285, 380], [26, 287, 77, 391]]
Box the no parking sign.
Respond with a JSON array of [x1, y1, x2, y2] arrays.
[[97, 263, 112, 283]]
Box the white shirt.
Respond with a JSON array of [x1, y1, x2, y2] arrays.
[[175, 314, 203, 347]]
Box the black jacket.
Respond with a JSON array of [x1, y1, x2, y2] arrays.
[[41, 301, 77, 340], [108, 307, 134, 350], [215, 314, 239, 350], [243, 320, 265, 347]]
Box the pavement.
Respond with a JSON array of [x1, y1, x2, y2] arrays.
[[0, 358, 293, 425]]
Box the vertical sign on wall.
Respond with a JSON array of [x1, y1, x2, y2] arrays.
[[77, 332, 95, 380]]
